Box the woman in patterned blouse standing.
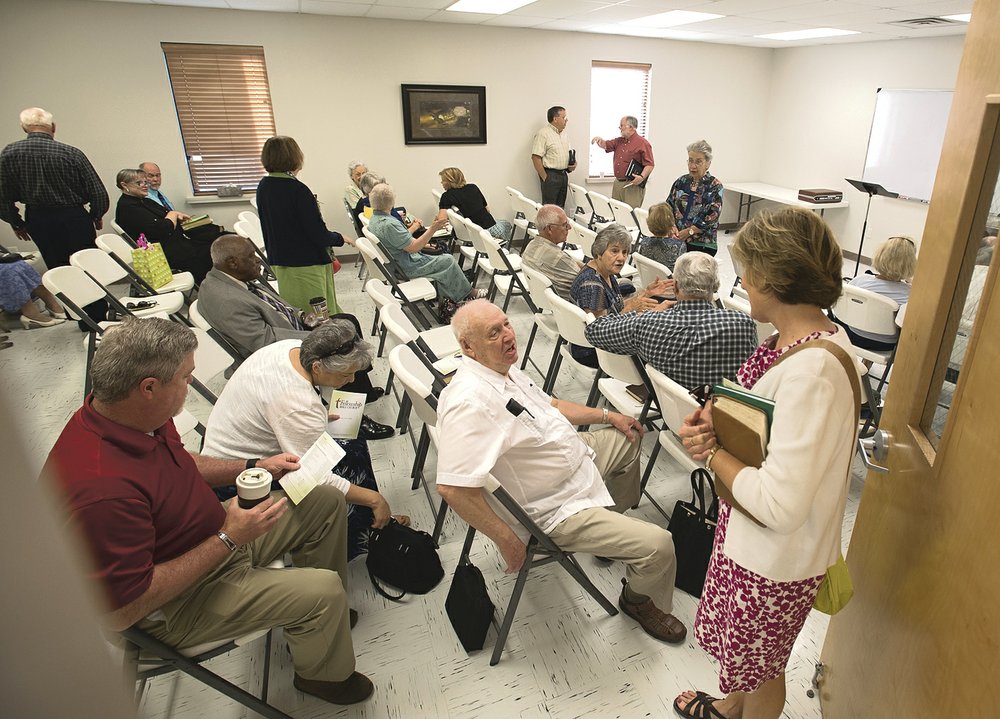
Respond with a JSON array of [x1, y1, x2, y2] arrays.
[[667, 140, 724, 256]]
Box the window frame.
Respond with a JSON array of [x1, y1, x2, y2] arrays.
[[588, 60, 652, 180], [161, 42, 277, 197]]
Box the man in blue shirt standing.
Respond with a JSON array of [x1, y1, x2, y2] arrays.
[[139, 161, 173, 210]]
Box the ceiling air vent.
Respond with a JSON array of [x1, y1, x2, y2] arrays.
[[886, 16, 962, 28]]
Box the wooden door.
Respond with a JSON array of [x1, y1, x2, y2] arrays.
[[820, 2, 1000, 716]]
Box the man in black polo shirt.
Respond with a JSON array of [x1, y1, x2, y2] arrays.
[[0, 107, 109, 270]]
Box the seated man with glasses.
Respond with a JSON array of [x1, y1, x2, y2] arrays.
[[114, 167, 220, 283], [520, 205, 583, 300]]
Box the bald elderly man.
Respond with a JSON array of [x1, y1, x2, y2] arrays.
[[435, 300, 686, 644]]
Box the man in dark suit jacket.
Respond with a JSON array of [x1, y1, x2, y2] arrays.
[[199, 235, 394, 440]]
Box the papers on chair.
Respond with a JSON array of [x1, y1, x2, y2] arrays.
[[279, 433, 345, 505], [325, 391, 366, 439], [433, 351, 464, 380]]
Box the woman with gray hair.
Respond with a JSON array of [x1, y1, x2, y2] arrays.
[[204, 319, 407, 560], [368, 183, 485, 321], [569, 223, 672, 366], [344, 160, 367, 209], [666, 139, 725, 257]]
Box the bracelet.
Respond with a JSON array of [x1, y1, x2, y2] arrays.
[[705, 445, 722, 471], [217, 531, 238, 552], [245, 458, 260, 471], [602, 407, 609, 424]]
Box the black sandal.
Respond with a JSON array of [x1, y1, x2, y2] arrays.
[[673, 691, 726, 719]]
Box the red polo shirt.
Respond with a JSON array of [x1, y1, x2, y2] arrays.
[[44, 397, 226, 610], [604, 133, 655, 180]]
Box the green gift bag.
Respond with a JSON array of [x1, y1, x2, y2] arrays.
[[132, 242, 174, 289], [813, 553, 854, 615]]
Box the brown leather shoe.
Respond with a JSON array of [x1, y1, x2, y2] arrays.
[[293, 671, 374, 705], [619, 581, 687, 644]]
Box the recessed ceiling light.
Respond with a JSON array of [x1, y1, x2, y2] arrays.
[[940, 13, 972, 22], [756, 27, 860, 41], [625, 10, 724, 28], [446, 0, 536, 14], [590, 24, 711, 40]]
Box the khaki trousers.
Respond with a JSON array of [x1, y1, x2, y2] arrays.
[[548, 507, 677, 613], [138, 486, 355, 682], [580, 427, 642, 513], [611, 179, 646, 209]]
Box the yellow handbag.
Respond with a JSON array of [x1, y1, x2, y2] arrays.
[[814, 552, 854, 615]]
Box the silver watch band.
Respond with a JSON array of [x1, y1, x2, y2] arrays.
[[217, 531, 238, 552]]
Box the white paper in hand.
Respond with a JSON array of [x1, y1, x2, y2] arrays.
[[279, 433, 346, 504], [326, 390, 367, 439]]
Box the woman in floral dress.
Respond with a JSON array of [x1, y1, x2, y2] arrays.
[[675, 208, 861, 719]]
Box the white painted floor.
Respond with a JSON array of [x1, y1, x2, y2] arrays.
[[0, 228, 870, 719]]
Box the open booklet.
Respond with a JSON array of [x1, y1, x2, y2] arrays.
[[325, 390, 366, 439], [279, 433, 346, 505]]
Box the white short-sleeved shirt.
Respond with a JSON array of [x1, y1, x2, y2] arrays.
[[202, 340, 351, 494], [530, 123, 572, 171], [436, 359, 612, 537]]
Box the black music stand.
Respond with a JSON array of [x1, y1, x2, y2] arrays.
[[845, 179, 899, 276]]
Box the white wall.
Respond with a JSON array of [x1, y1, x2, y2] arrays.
[[1, 0, 770, 238], [0, 1, 966, 261], [760, 35, 966, 257]]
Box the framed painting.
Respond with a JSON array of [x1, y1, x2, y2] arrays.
[[401, 84, 487, 145]]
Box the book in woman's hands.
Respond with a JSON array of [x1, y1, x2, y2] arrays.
[[711, 383, 774, 468], [711, 383, 774, 528]]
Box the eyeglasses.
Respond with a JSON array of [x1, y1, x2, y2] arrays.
[[545, 222, 572, 231], [129, 180, 149, 186]]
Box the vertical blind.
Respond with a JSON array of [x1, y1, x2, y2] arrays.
[[588, 61, 652, 179], [162, 43, 276, 196]]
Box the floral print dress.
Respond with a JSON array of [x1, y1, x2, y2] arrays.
[[694, 331, 831, 694]]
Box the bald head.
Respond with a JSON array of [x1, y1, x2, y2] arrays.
[[451, 299, 518, 375], [536, 204, 570, 244]]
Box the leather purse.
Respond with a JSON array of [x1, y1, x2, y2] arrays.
[[667, 468, 718, 597], [365, 519, 444, 601], [445, 559, 495, 651]]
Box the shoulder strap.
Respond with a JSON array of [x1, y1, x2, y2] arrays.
[[767, 338, 861, 422]]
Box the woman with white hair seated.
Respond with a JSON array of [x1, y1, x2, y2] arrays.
[[203, 319, 407, 560], [368, 183, 485, 319], [569, 223, 672, 366], [667, 139, 724, 257], [344, 160, 367, 209]]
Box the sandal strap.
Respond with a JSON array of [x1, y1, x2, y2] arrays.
[[676, 692, 726, 719]]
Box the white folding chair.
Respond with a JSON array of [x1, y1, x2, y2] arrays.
[[608, 197, 640, 240], [586, 189, 615, 231], [356, 236, 438, 330], [633, 207, 652, 240], [544, 288, 600, 403], [642, 363, 704, 518], [568, 183, 594, 227], [594, 348, 658, 428], [249, 195, 258, 210], [110, 219, 136, 246], [233, 218, 278, 287], [388, 345, 449, 539], [69, 249, 186, 317], [632, 252, 672, 289], [190, 327, 237, 404], [448, 209, 480, 274], [518, 266, 563, 386], [187, 299, 245, 364], [721, 294, 775, 344], [96, 234, 196, 296]]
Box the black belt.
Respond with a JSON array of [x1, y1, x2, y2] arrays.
[[543, 167, 568, 173]]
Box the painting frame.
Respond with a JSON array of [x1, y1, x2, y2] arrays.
[[401, 84, 487, 145]]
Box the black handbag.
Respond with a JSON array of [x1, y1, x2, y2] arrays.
[[445, 560, 495, 651], [667, 468, 719, 598], [365, 519, 444, 601]]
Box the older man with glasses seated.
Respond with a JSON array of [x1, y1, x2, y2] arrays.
[[520, 204, 583, 300], [114, 167, 221, 283]]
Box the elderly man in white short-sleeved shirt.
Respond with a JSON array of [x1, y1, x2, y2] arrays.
[[436, 300, 686, 643]]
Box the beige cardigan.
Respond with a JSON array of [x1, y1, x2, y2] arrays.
[[725, 328, 861, 582]]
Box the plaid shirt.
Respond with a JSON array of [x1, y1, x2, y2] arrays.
[[0, 132, 109, 229], [584, 300, 757, 390]]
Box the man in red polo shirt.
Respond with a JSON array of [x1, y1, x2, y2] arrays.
[[43, 317, 374, 706], [592, 116, 655, 209]]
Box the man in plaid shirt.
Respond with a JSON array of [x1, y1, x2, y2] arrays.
[[584, 252, 756, 390], [0, 107, 108, 270]]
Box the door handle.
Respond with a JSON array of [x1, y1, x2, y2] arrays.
[[857, 429, 891, 474]]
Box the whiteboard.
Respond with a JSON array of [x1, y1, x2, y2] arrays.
[[862, 89, 954, 202]]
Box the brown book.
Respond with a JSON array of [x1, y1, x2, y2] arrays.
[[711, 385, 774, 527], [625, 383, 649, 403]]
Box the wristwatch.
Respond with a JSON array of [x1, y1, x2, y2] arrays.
[[217, 531, 238, 552], [245, 458, 259, 471]]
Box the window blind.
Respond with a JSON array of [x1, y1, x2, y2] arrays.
[[162, 43, 276, 196], [589, 61, 652, 179]]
